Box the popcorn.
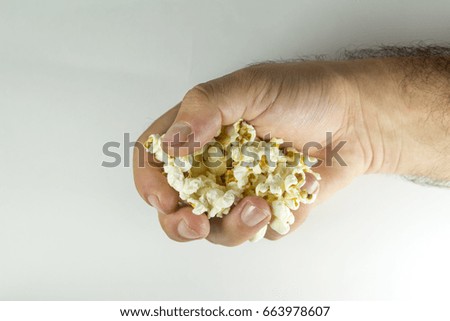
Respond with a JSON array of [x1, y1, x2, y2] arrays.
[[206, 188, 235, 218], [174, 155, 193, 172], [164, 163, 184, 193], [144, 120, 320, 242], [144, 134, 166, 163], [249, 224, 267, 242], [272, 200, 292, 221], [233, 165, 251, 189], [255, 174, 284, 198], [187, 197, 209, 215], [179, 177, 202, 200]]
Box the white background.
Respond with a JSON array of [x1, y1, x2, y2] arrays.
[[0, 0, 449, 300]]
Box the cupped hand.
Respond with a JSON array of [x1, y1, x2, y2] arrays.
[[133, 61, 375, 246]]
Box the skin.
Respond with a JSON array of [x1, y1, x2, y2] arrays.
[[133, 56, 450, 246]]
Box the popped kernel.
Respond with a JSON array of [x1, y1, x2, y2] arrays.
[[144, 120, 320, 242]]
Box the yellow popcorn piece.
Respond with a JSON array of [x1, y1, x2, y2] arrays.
[[144, 119, 320, 242]]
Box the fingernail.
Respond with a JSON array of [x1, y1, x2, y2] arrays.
[[148, 194, 164, 213], [177, 219, 202, 239], [241, 203, 270, 227], [304, 173, 319, 194], [162, 122, 193, 147]]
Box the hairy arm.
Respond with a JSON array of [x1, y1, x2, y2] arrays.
[[133, 45, 449, 245], [340, 46, 450, 186]]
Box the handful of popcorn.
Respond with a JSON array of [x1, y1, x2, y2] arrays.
[[144, 120, 320, 242]]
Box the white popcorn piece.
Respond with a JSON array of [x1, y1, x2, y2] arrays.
[[266, 174, 284, 197], [249, 224, 268, 242], [230, 144, 242, 163], [239, 120, 257, 143], [179, 177, 203, 200], [270, 218, 290, 235], [267, 145, 283, 165], [144, 119, 320, 243], [204, 188, 231, 218], [187, 197, 209, 215], [284, 173, 298, 191], [271, 200, 292, 222], [252, 163, 263, 175], [233, 165, 251, 189], [207, 189, 235, 218], [284, 196, 301, 211], [226, 181, 245, 199], [270, 136, 284, 147], [298, 189, 318, 204], [164, 163, 184, 193], [229, 119, 257, 144], [144, 134, 167, 163]]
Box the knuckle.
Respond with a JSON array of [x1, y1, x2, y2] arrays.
[[184, 83, 215, 102]]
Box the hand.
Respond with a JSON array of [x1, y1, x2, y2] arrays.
[[133, 58, 447, 246]]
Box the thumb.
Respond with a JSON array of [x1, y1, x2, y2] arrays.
[[161, 73, 253, 157]]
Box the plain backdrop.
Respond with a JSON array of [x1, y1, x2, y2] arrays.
[[0, 0, 449, 300]]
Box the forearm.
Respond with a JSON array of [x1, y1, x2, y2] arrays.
[[343, 55, 450, 182]]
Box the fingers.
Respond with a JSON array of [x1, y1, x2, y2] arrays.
[[206, 196, 272, 247], [135, 105, 211, 243], [133, 105, 180, 213], [161, 72, 263, 157], [158, 207, 210, 242], [161, 86, 234, 157], [134, 169, 179, 214], [161, 86, 221, 157]]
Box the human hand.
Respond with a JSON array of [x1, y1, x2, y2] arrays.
[[133, 58, 445, 246]]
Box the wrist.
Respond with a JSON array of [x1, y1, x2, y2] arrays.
[[342, 57, 450, 180], [337, 58, 410, 175]]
